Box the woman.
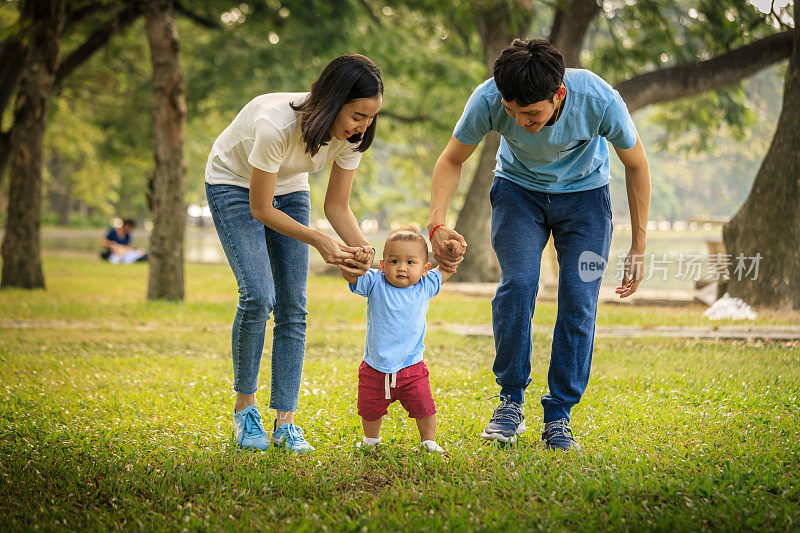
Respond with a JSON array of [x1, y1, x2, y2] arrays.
[[205, 54, 382, 453]]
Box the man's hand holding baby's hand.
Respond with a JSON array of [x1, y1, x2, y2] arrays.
[[429, 224, 467, 273], [445, 239, 464, 256]]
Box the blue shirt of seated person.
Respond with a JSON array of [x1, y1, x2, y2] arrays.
[[105, 227, 131, 246]]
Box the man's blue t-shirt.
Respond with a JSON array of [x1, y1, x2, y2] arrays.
[[349, 268, 442, 373], [453, 69, 637, 193], [105, 228, 130, 246]]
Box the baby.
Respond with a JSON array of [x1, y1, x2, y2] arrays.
[[341, 226, 459, 452]]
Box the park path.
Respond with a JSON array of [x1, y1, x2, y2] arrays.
[[445, 323, 800, 341], [442, 282, 698, 306], [3, 319, 799, 341]]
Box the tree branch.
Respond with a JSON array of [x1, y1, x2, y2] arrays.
[[770, 0, 794, 31], [65, 1, 107, 29], [174, 1, 220, 29], [0, 38, 25, 119], [0, 0, 38, 118], [357, 0, 383, 26], [616, 30, 794, 112], [450, 18, 474, 55], [54, 4, 142, 88]]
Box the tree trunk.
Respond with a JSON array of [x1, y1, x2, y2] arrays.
[[549, 0, 601, 68], [722, 4, 800, 310], [144, 0, 186, 301], [1, 0, 67, 289], [451, 4, 522, 282], [0, 2, 34, 187], [454, 132, 502, 281], [46, 147, 72, 225]]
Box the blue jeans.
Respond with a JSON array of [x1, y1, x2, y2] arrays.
[[489, 177, 613, 422], [206, 183, 310, 411]]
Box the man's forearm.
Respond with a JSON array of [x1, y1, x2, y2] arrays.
[[428, 157, 463, 231], [625, 165, 651, 252]]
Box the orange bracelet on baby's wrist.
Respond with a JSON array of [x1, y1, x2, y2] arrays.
[[429, 224, 445, 241]]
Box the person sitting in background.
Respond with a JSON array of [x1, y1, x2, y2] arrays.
[[101, 219, 147, 263]]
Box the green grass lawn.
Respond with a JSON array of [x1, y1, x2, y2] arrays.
[[1, 254, 799, 531]]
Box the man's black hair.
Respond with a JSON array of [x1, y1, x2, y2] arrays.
[[493, 38, 565, 106]]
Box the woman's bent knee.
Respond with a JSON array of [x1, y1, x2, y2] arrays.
[[238, 291, 274, 321]]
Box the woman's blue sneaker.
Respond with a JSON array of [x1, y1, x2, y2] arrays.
[[272, 421, 315, 453], [232, 405, 270, 451]]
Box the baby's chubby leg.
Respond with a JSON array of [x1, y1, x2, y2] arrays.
[[416, 415, 443, 452], [415, 414, 436, 442], [362, 417, 382, 439]]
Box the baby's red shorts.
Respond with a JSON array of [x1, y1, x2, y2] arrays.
[[357, 360, 436, 421]]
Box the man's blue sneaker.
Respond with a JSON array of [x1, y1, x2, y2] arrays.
[[232, 405, 269, 451], [272, 421, 315, 454], [542, 418, 581, 451], [481, 396, 526, 444]]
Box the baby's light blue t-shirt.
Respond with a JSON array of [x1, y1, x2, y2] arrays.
[[453, 69, 637, 193], [349, 268, 442, 373]]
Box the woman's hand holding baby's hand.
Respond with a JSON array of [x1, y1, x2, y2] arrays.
[[353, 247, 369, 264], [315, 234, 357, 266], [340, 244, 374, 276]]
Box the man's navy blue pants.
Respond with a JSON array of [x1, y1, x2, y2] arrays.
[[489, 176, 613, 423]]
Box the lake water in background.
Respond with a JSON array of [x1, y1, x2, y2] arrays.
[[36, 226, 227, 264]]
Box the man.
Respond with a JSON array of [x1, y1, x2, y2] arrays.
[[428, 39, 650, 450]]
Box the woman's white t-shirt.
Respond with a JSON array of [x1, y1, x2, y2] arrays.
[[205, 92, 363, 196]]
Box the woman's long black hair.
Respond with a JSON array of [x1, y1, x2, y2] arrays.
[[291, 54, 383, 156]]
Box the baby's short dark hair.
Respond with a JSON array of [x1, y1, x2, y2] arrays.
[[385, 225, 428, 261]]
